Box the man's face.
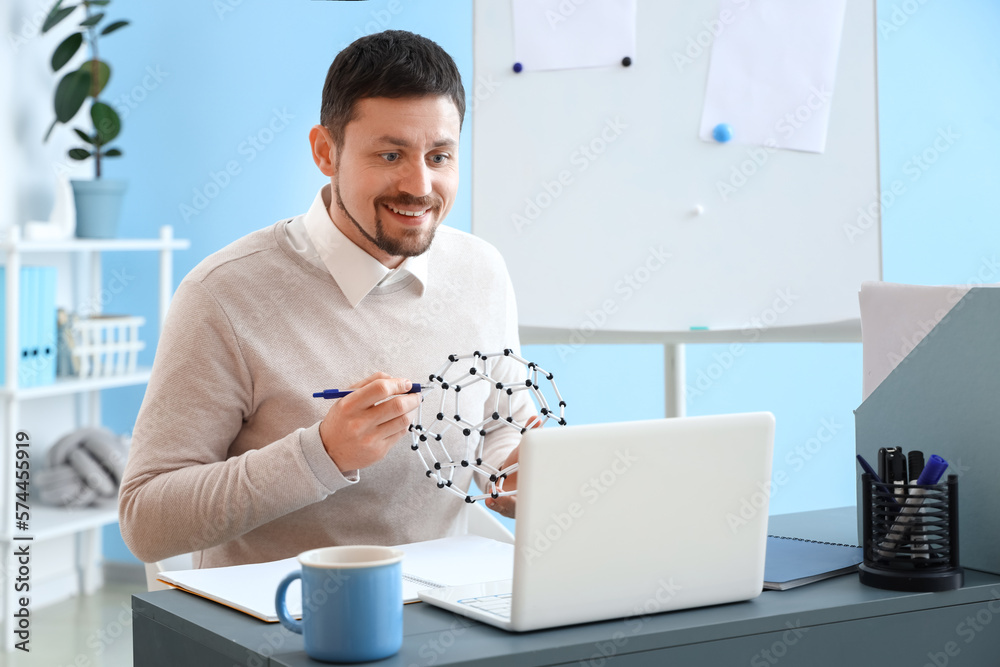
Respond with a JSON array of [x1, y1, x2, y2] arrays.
[[329, 96, 461, 267]]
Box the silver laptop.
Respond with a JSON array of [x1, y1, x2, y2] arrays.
[[419, 413, 775, 631]]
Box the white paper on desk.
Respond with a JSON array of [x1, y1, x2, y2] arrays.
[[859, 281, 976, 401], [158, 556, 300, 622], [699, 0, 847, 153], [400, 535, 514, 601], [511, 0, 637, 72], [157, 535, 513, 623]]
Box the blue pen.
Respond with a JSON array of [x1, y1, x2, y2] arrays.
[[313, 383, 424, 400], [915, 454, 948, 485], [857, 454, 900, 507]]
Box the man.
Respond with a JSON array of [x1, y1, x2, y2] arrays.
[[119, 30, 530, 568]]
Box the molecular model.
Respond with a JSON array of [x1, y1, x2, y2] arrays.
[[409, 349, 566, 504]]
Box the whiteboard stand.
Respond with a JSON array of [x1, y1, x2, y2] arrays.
[[665, 343, 685, 418]]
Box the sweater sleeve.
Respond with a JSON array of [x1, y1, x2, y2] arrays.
[[118, 278, 357, 563]]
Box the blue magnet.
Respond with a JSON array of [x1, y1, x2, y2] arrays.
[[513, 62, 523, 73], [712, 123, 733, 143], [621, 56, 632, 67]]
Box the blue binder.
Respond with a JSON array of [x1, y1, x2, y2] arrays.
[[0, 267, 57, 388], [18, 267, 34, 388], [37, 267, 57, 386]]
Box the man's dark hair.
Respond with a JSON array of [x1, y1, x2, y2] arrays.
[[320, 30, 466, 153]]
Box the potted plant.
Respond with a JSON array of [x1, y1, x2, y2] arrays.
[[42, 0, 129, 239]]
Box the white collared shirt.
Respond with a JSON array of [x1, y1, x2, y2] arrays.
[[285, 185, 428, 307]]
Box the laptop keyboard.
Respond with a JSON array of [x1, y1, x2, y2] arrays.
[[457, 593, 512, 619]]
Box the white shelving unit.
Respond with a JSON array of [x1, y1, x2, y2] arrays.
[[0, 225, 189, 651]]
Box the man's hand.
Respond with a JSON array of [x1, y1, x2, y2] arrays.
[[485, 415, 541, 519], [319, 373, 421, 472], [486, 446, 518, 519]]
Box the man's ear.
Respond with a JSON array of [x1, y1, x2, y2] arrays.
[[309, 124, 337, 177]]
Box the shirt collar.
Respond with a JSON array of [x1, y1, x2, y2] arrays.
[[303, 185, 428, 307]]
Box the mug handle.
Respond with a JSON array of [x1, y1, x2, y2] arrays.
[[275, 571, 303, 635]]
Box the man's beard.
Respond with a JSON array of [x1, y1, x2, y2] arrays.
[[334, 175, 439, 258]]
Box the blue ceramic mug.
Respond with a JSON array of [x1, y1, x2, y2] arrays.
[[275, 545, 404, 663]]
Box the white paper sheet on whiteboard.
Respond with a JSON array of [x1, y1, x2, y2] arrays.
[[511, 0, 637, 72], [699, 0, 847, 153]]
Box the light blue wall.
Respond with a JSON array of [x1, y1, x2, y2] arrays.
[[101, 0, 1000, 560]]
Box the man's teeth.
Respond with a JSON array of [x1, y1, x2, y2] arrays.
[[388, 205, 428, 217]]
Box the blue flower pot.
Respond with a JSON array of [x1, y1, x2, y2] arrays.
[[71, 179, 127, 239]]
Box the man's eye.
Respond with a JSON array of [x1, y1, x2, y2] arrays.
[[430, 154, 449, 164], [381, 153, 400, 162]]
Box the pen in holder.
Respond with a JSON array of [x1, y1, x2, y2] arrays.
[[859, 473, 963, 592]]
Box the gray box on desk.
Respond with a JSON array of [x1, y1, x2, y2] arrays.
[[855, 286, 1000, 575]]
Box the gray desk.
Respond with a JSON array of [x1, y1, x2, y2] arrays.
[[132, 508, 1000, 666]]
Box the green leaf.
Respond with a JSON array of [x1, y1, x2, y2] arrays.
[[73, 128, 95, 144], [42, 3, 77, 34], [68, 148, 92, 160], [43, 119, 58, 143], [79, 12, 104, 27], [54, 69, 91, 123], [100, 20, 128, 35], [103, 148, 122, 157], [51, 32, 83, 72], [78, 59, 110, 96], [91, 102, 120, 144]]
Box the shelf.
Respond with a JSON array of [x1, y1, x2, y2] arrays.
[[0, 237, 190, 253], [7, 501, 119, 542], [0, 368, 152, 399]]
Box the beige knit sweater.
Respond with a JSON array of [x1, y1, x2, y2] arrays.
[[119, 220, 528, 567]]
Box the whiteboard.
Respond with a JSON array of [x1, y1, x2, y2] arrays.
[[472, 0, 880, 334]]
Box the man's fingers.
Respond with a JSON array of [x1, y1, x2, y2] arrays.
[[347, 372, 391, 390], [371, 392, 420, 423], [375, 412, 415, 444], [487, 496, 516, 519], [343, 377, 413, 407]]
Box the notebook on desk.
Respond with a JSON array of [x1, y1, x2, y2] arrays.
[[157, 535, 513, 622], [419, 413, 776, 631], [763, 535, 863, 590]]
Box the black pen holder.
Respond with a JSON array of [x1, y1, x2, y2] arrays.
[[859, 474, 963, 592]]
